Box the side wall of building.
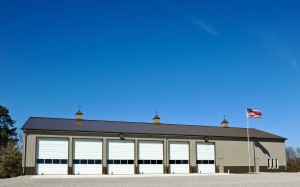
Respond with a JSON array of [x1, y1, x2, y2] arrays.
[[215, 139, 286, 173], [23, 130, 286, 175]]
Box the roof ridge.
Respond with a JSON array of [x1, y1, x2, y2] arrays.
[[22, 117, 286, 140], [28, 116, 254, 130]]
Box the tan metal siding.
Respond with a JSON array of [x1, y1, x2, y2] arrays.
[[215, 140, 254, 166], [22, 132, 26, 167], [102, 138, 107, 167], [25, 133, 36, 167], [189, 140, 196, 166], [255, 141, 286, 167], [68, 137, 72, 167]]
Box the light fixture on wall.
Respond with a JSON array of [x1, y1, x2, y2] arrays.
[[120, 133, 125, 140], [204, 137, 209, 142]]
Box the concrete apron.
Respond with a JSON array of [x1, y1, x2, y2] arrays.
[[31, 173, 229, 179]]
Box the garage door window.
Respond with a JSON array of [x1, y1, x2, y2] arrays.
[[138, 160, 163, 164], [169, 160, 189, 164], [197, 160, 215, 164], [37, 159, 68, 164], [73, 159, 102, 164], [53, 159, 60, 164], [108, 160, 134, 164]]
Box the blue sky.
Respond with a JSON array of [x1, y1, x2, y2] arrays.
[[1, 0, 299, 147]]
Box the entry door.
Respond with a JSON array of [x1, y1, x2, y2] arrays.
[[107, 140, 134, 174], [138, 141, 163, 174], [197, 143, 215, 173], [169, 142, 189, 174], [36, 138, 68, 175], [73, 139, 102, 175]]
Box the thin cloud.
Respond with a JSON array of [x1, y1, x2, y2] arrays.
[[160, 0, 220, 37], [194, 21, 220, 37], [262, 33, 299, 70], [277, 48, 299, 70]]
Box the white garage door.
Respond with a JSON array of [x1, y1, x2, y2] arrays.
[[169, 142, 189, 174], [108, 140, 134, 175], [197, 143, 215, 173], [36, 138, 68, 175], [138, 141, 163, 174], [73, 139, 102, 175]]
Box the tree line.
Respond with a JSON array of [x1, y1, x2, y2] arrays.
[[286, 146, 300, 172], [0, 105, 22, 178]]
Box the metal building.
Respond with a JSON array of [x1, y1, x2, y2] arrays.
[[22, 111, 286, 175]]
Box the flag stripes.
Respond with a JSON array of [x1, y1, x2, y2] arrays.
[[247, 108, 262, 118]]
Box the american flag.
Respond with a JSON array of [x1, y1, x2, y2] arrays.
[[247, 108, 262, 118]]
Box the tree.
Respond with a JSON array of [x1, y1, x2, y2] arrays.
[[0, 105, 18, 150], [286, 146, 296, 162], [296, 147, 300, 158], [286, 146, 300, 172], [0, 141, 22, 178]]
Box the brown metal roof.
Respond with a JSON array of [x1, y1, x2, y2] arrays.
[[21, 117, 286, 140]]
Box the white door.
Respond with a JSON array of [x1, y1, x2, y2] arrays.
[[73, 139, 102, 175], [197, 143, 215, 173], [169, 142, 189, 174], [36, 138, 68, 175], [138, 141, 163, 174], [108, 140, 134, 174]]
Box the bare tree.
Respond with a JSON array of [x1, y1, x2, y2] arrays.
[[286, 146, 300, 172], [286, 146, 296, 161], [296, 147, 300, 158], [17, 131, 23, 152]]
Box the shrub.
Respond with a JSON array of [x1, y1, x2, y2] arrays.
[[0, 142, 22, 178]]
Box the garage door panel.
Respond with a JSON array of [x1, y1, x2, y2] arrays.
[[73, 139, 102, 175], [139, 165, 163, 174], [138, 141, 163, 174], [73, 140, 102, 159], [197, 144, 215, 160], [108, 140, 134, 160], [170, 164, 189, 174], [139, 141, 163, 160], [36, 138, 68, 175], [37, 139, 68, 159], [108, 140, 134, 174], [36, 164, 68, 175], [197, 143, 215, 174], [169, 142, 189, 174], [108, 165, 134, 175], [198, 164, 215, 174], [73, 165, 102, 175], [169, 142, 189, 160]]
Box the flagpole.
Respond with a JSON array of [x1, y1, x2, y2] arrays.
[[246, 109, 251, 173]]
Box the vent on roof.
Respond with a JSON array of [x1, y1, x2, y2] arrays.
[[75, 109, 83, 126], [153, 113, 161, 129], [221, 118, 229, 128], [153, 114, 160, 124]]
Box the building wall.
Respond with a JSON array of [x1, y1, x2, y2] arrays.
[[215, 139, 286, 173], [254, 140, 286, 172], [23, 130, 286, 174]]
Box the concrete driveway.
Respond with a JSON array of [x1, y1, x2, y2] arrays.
[[1, 173, 300, 187]]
